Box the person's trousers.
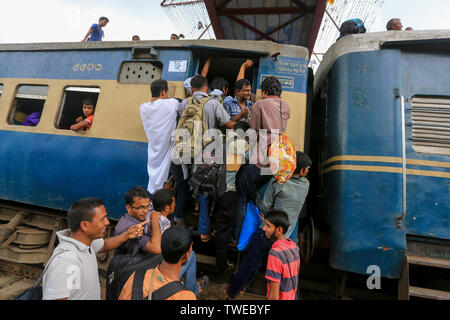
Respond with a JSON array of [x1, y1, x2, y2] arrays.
[[197, 195, 211, 235], [179, 250, 199, 296], [234, 164, 271, 241], [226, 228, 271, 299], [170, 163, 190, 223], [214, 191, 237, 272]]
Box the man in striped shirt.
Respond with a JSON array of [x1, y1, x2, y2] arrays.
[[263, 211, 300, 300]]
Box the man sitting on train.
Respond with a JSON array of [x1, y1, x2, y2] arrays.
[[225, 152, 312, 300], [70, 100, 95, 132]]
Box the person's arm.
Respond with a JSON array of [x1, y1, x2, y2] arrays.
[[99, 221, 147, 253], [249, 102, 261, 130], [236, 60, 253, 81], [255, 180, 275, 216], [70, 119, 90, 131], [144, 211, 162, 255], [224, 120, 236, 130], [267, 281, 280, 300], [231, 107, 249, 122], [201, 58, 213, 77], [82, 28, 93, 42]]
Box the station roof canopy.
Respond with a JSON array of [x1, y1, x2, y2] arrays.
[[204, 0, 327, 56]]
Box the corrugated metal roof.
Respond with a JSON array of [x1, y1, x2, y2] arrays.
[[205, 0, 327, 55]]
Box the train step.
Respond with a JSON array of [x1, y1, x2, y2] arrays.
[[407, 255, 450, 269], [409, 286, 450, 300], [399, 254, 450, 300]]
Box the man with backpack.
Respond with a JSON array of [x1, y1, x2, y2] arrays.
[[172, 75, 236, 225], [119, 225, 197, 300]]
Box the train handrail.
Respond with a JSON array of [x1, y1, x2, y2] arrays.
[[396, 94, 407, 228]]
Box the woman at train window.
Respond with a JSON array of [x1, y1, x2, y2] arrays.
[[70, 100, 95, 132]]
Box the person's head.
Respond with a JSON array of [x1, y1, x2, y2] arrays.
[[387, 18, 402, 31], [82, 99, 95, 117], [262, 210, 289, 242], [151, 79, 169, 99], [132, 35, 141, 41], [261, 76, 282, 99], [161, 225, 193, 266], [235, 79, 252, 101], [170, 33, 179, 40], [337, 18, 366, 40], [211, 77, 229, 95], [190, 75, 208, 93], [67, 198, 110, 239], [99, 17, 109, 27], [233, 121, 250, 138], [125, 186, 151, 221], [293, 151, 312, 177], [152, 189, 175, 216]]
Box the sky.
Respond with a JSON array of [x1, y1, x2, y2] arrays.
[[0, 0, 449, 43]]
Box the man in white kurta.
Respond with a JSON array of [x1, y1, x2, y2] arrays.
[[140, 80, 179, 195]]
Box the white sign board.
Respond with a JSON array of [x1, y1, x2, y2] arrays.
[[168, 60, 188, 73]]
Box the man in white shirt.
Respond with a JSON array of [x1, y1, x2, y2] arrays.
[[43, 198, 146, 300], [140, 80, 179, 197]]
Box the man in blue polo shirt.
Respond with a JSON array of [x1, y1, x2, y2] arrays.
[[82, 17, 109, 42]]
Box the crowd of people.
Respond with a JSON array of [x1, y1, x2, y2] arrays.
[[37, 15, 416, 301]]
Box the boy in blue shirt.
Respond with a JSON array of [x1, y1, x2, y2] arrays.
[[82, 17, 109, 42]]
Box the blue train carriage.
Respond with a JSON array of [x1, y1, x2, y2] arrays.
[[0, 40, 309, 268], [312, 30, 450, 299]]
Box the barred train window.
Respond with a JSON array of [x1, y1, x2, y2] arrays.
[[8, 85, 49, 126], [56, 87, 100, 130], [411, 96, 450, 156]]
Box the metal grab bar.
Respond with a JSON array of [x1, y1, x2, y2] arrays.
[[396, 95, 407, 228]]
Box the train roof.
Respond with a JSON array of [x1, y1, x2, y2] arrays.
[[0, 39, 308, 59], [313, 30, 450, 97]]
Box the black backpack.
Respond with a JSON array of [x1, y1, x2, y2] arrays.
[[15, 249, 69, 300], [131, 267, 188, 300], [189, 137, 227, 205], [106, 240, 162, 300]]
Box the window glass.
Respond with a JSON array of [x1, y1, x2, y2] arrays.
[[8, 85, 49, 126], [56, 87, 100, 131]]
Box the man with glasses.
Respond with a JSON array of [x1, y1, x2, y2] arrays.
[[114, 187, 207, 296], [114, 186, 153, 255]]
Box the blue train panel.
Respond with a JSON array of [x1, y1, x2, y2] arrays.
[[0, 130, 148, 220], [0, 48, 195, 82]]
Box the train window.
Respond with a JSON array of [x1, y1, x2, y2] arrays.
[[411, 96, 450, 155], [56, 87, 100, 130], [8, 85, 49, 126], [119, 62, 161, 84]]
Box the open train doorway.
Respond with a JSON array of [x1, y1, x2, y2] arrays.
[[197, 55, 259, 100]]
